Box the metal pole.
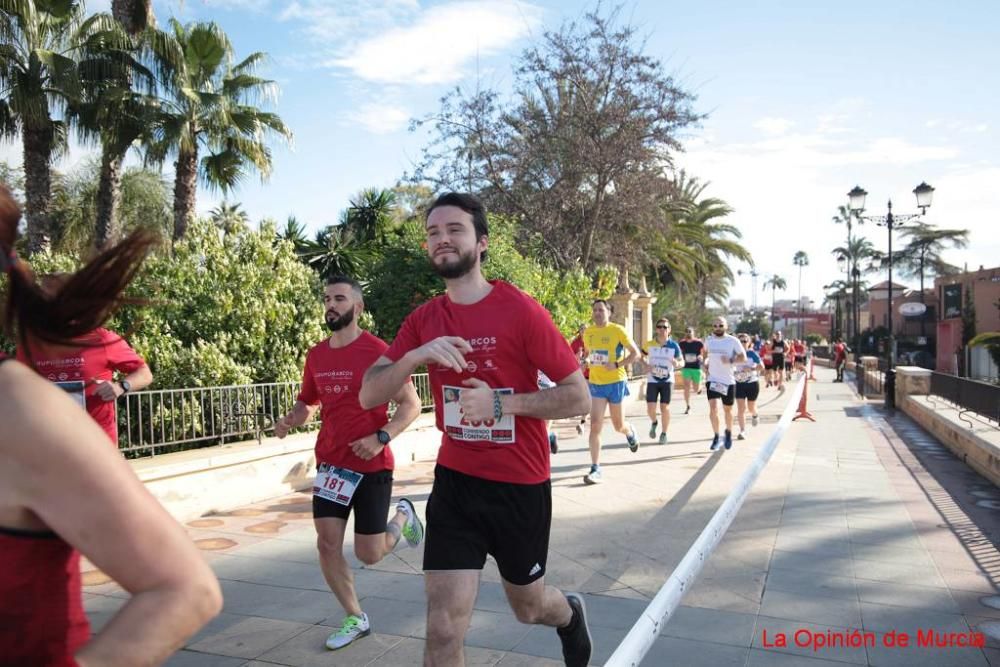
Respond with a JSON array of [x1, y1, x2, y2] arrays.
[[887, 200, 895, 370]]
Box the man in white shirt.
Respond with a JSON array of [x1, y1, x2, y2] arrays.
[[703, 316, 746, 451]]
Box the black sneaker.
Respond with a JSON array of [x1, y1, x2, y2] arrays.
[[710, 434, 720, 451], [724, 430, 733, 450], [626, 427, 639, 453], [557, 593, 592, 667], [684, 404, 691, 414]]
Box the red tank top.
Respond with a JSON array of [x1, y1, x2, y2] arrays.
[[0, 357, 90, 665]]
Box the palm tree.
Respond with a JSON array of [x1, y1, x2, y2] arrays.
[[293, 225, 371, 280], [84, 1, 176, 249], [111, 0, 152, 36], [146, 20, 291, 242], [657, 175, 752, 309], [793, 250, 809, 338], [893, 222, 969, 336], [344, 188, 396, 243], [823, 280, 851, 339], [0, 1, 134, 253], [210, 201, 249, 235], [763, 275, 787, 329]]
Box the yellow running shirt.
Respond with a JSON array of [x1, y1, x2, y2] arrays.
[[583, 323, 632, 385]]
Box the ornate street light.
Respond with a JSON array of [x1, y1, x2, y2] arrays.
[[848, 182, 934, 406]]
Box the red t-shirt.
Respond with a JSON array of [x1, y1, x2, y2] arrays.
[[384, 281, 579, 484], [17, 328, 146, 445], [833, 342, 847, 361], [297, 331, 395, 473], [794, 342, 806, 355]]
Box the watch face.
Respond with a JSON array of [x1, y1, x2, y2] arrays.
[[377, 430, 390, 445]]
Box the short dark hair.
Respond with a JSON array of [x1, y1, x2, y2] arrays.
[[325, 274, 363, 302], [592, 299, 613, 312], [426, 192, 489, 262]]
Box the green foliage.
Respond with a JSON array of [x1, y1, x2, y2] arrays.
[[805, 333, 823, 346], [115, 218, 324, 387], [735, 311, 772, 338]]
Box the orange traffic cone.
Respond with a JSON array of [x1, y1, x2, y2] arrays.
[[793, 372, 816, 422]]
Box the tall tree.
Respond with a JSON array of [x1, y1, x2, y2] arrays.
[[763, 275, 787, 329], [146, 20, 291, 242], [893, 221, 969, 336], [793, 250, 809, 338], [111, 0, 152, 36], [209, 201, 248, 235], [0, 1, 133, 252], [343, 188, 396, 243], [412, 6, 701, 271], [654, 173, 751, 310], [84, 0, 170, 249]]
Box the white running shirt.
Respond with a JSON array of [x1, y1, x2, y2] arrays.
[[704, 334, 745, 386]]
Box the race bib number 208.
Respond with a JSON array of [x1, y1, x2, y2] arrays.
[[442, 385, 515, 444]]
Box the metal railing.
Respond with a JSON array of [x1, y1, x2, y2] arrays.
[[928, 372, 1000, 429], [117, 373, 434, 458], [857, 358, 886, 397]]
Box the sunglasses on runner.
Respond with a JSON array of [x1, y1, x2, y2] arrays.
[[656, 324, 669, 329]]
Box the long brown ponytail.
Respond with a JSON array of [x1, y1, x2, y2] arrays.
[[1, 185, 158, 347]]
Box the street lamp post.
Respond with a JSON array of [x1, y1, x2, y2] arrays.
[[848, 182, 934, 407]]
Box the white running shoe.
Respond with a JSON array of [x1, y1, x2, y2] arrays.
[[396, 498, 424, 548], [326, 613, 371, 650]]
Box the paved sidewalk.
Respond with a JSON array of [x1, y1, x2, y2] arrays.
[[83, 367, 1000, 666]]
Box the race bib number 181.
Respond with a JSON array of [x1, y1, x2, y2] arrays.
[[442, 385, 515, 444], [314, 464, 363, 506]]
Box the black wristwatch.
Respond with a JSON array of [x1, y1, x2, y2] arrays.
[[376, 429, 391, 445], [119, 379, 132, 394]]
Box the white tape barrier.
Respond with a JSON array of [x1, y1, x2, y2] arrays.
[[604, 376, 807, 667]]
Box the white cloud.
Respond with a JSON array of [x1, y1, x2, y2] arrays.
[[280, 0, 542, 85], [345, 104, 411, 135], [753, 117, 794, 136], [334, 1, 541, 84]]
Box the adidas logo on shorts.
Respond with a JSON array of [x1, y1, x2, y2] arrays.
[[529, 563, 541, 576]]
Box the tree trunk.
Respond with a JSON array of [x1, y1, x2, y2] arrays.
[[111, 0, 151, 35], [22, 125, 55, 255], [172, 148, 198, 242], [95, 144, 125, 250]]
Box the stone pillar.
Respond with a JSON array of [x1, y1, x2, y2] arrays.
[[895, 366, 931, 406]]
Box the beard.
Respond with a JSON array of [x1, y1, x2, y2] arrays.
[[431, 247, 477, 279], [326, 309, 354, 332]]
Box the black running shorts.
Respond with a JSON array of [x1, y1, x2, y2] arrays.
[[706, 383, 736, 406], [313, 468, 393, 535], [772, 353, 785, 370], [645, 381, 672, 404], [735, 381, 760, 401], [423, 464, 551, 586]]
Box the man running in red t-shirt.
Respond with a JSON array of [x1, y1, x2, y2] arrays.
[[18, 327, 152, 445], [275, 275, 423, 651], [360, 193, 593, 667]]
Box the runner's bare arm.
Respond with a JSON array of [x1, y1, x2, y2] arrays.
[[275, 400, 319, 438], [498, 369, 590, 419], [0, 361, 222, 667], [384, 381, 422, 438], [360, 336, 473, 408], [621, 339, 640, 369]]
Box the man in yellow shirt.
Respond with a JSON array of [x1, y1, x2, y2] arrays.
[[582, 299, 639, 484]]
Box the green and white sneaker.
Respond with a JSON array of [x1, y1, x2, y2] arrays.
[[397, 498, 424, 548], [325, 613, 370, 650], [658, 432, 667, 445]]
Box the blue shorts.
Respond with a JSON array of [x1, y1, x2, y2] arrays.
[[589, 381, 629, 404]]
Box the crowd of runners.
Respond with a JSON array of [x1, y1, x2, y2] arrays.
[[1, 184, 820, 666]]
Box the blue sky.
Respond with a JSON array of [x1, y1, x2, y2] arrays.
[[4, 0, 998, 310]]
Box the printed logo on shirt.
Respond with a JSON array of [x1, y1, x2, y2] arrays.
[[529, 563, 541, 576]]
